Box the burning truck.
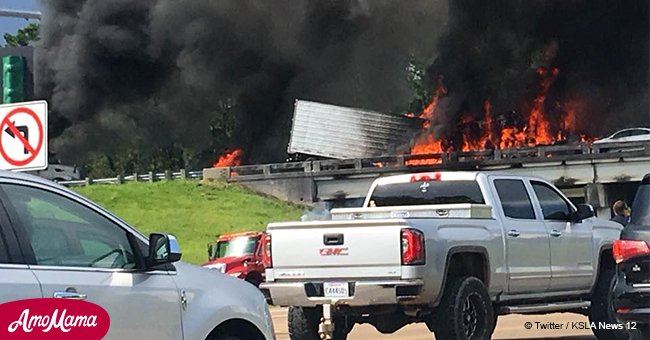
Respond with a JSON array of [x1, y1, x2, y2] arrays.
[[281, 67, 592, 164], [287, 99, 421, 161]]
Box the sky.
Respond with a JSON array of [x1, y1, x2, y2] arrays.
[[0, 0, 40, 40]]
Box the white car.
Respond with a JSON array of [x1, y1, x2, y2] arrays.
[[593, 127, 650, 147], [0, 171, 274, 340]]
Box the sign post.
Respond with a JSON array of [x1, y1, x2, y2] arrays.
[[0, 100, 47, 171]]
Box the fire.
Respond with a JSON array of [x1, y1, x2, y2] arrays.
[[556, 99, 583, 141], [461, 112, 482, 152], [499, 127, 527, 149], [420, 76, 448, 120], [213, 148, 243, 167], [526, 67, 558, 146], [406, 77, 448, 165], [406, 66, 588, 165], [481, 99, 494, 148]]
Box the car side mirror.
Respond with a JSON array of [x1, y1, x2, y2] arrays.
[[573, 204, 595, 222], [148, 233, 182, 267], [207, 243, 214, 260]]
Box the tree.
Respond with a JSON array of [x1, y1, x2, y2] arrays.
[[406, 56, 429, 113], [4, 23, 39, 47]]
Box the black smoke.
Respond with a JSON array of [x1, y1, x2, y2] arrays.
[[35, 0, 650, 170], [421, 0, 649, 140], [35, 0, 447, 170]]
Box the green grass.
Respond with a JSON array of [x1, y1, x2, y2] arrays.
[[73, 181, 304, 264]]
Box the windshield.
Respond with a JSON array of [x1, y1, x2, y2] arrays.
[[215, 236, 258, 258], [368, 180, 485, 207]]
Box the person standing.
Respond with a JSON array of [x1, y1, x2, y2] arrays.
[[610, 200, 631, 226]]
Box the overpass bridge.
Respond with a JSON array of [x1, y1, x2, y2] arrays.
[[204, 142, 650, 217]]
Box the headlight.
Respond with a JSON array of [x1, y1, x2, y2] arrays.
[[204, 263, 226, 273]]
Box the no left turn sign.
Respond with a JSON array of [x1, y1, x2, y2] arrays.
[[0, 100, 47, 171]]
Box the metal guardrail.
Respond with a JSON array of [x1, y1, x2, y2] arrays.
[[60, 141, 650, 186], [59, 170, 203, 187], [207, 141, 650, 182]]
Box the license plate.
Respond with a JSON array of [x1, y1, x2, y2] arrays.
[[323, 282, 349, 298]]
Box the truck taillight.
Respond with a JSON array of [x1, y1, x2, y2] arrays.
[[401, 229, 425, 265], [613, 240, 650, 264], [261, 235, 272, 268]]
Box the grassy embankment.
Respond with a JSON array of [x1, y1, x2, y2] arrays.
[[73, 180, 304, 264]]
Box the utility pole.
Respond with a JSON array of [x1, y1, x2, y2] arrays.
[[0, 9, 42, 20]]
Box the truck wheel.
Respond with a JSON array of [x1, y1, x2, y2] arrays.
[[432, 276, 494, 340], [332, 315, 351, 340], [288, 306, 320, 340], [628, 327, 649, 340], [589, 268, 628, 340], [245, 276, 261, 288]]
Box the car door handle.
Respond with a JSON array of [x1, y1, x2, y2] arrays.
[[53, 291, 87, 300], [507, 229, 520, 237], [549, 230, 562, 237]]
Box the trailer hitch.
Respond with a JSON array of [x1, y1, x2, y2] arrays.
[[318, 303, 333, 339]]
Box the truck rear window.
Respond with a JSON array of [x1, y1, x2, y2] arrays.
[[368, 180, 485, 207]]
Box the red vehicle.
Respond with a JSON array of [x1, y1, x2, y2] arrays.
[[202, 231, 266, 287]]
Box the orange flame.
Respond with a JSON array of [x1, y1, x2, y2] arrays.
[[406, 77, 448, 165], [405, 67, 591, 165], [419, 76, 448, 120], [556, 100, 582, 141], [482, 99, 494, 148], [213, 148, 243, 167], [526, 67, 558, 146]]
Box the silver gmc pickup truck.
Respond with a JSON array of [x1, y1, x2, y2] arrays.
[[260, 171, 626, 340]]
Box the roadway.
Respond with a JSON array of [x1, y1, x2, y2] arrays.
[[271, 307, 596, 339]]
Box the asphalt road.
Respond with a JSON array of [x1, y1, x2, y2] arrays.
[[271, 308, 596, 340]]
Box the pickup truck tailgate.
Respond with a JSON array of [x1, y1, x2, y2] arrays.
[[268, 220, 404, 279]]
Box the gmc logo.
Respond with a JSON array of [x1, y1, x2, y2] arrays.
[[320, 247, 349, 256]]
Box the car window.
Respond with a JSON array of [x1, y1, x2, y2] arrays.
[[1, 184, 137, 269], [0, 228, 9, 263], [218, 236, 258, 257], [369, 180, 485, 207], [531, 182, 574, 221], [256, 236, 263, 257], [630, 176, 650, 226], [494, 179, 536, 220], [629, 129, 650, 136], [612, 131, 630, 139]]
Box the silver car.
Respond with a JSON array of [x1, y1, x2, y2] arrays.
[[593, 127, 650, 148], [26, 163, 83, 182], [0, 170, 274, 340]]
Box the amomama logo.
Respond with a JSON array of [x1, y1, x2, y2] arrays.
[[0, 298, 110, 339]]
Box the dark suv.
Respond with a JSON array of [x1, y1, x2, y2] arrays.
[[611, 173, 650, 339]]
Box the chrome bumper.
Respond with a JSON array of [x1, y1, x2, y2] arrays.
[[260, 279, 424, 307]]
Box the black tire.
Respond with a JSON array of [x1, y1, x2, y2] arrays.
[[431, 276, 495, 340], [212, 337, 240, 340], [288, 306, 350, 340], [245, 276, 262, 288], [589, 268, 628, 340], [288, 306, 320, 340], [332, 315, 351, 340], [628, 327, 649, 340]]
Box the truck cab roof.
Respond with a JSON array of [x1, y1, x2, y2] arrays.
[[216, 231, 265, 242]]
